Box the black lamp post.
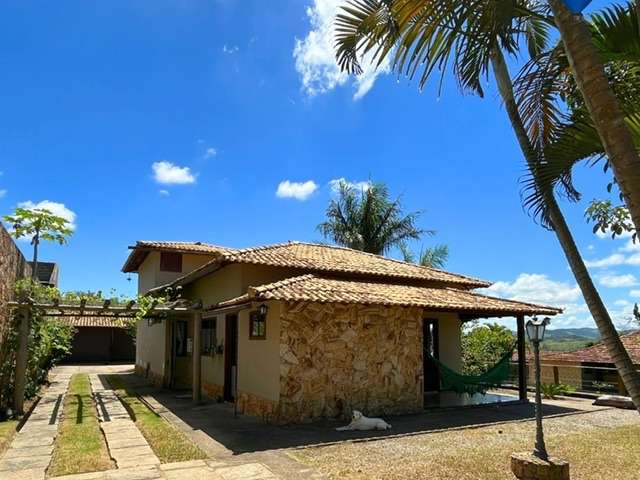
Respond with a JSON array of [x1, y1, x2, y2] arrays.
[[526, 316, 551, 461]]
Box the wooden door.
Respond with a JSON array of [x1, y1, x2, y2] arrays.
[[223, 314, 238, 402]]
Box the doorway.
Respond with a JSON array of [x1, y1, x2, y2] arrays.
[[223, 314, 238, 402], [423, 318, 440, 392]]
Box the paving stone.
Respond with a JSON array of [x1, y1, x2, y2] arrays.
[[0, 466, 46, 480], [105, 466, 161, 480], [112, 456, 161, 469], [52, 471, 109, 480], [4, 445, 54, 458], [110, 446, 156, 459], [159, 460, 208, 471], [0, 455, 51, 471], [163, 466, 221, 480], [215, 463, 277, 480], [107, 437, 149, 450]]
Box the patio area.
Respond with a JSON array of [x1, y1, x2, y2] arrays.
[[113, 372, 599, 455]]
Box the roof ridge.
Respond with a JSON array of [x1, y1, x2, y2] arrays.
[[223, 241, 300, 258], [283, 241, 492, 285]]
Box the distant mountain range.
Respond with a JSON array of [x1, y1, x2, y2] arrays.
[[544, 328, 602, 341]]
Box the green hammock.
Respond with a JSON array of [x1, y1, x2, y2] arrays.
[[426, 345, 515, 396]]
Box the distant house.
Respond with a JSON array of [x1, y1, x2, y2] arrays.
[[60, 316, 136, 363], [538, 331, 640, 394], [123, 240, 560, 424], [28, 261, 59, 288]]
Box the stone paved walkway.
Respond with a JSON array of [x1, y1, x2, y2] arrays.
[[54, 460, 278, 480], [89, 375, 160, 469], [0, 372, 71, 480]]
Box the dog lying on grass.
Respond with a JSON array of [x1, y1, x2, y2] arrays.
[[336, 410, 392, 431]]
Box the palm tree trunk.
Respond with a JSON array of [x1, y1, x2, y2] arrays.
[[491, 48, 640, 412], [548, 0, 640, 234]]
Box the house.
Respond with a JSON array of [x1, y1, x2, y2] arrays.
[[537, 331, 640, 395], [122, 240, 560, 424], [60, 316, 136, 363], [28, 261, 59, 288]]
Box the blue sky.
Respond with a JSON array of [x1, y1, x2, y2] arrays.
[[1, 0, 637, 329]]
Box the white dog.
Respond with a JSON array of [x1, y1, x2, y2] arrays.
[[336, 410, 392, 431]]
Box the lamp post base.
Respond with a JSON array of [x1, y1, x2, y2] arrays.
[[511, 452, 570, 480]]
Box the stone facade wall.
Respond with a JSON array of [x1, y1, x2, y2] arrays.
[[236, 390, 279, 422], [0, 223, 30, 338], [277, 301, 424, 424]]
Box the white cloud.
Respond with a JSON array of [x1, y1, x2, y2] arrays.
[[630, 290, 640, 298], [587, 244, 595, 252], [293, 0, 390, 100], [222, 44, 239, 54], [151, 161, 196, 185], [614, 299, 632, 307], [276, 180, 318, 201], [0, 189, 6, 198], [204, 148, 217, 159], [620, 238, 640, 252], [598, 273, 639, 288], [159, 190, 170, 196], [17, 200, 77, 231], [329, 177, 371, 194], [584, 253, 626, 268], [482, 273, 592, 329]]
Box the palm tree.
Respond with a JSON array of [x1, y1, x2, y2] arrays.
[[333, 0, 640, 411], [547, 0, 640, 233], [515, 2, 640, 237], [400, 243, 449, 268], [317, 180, 426, 255]]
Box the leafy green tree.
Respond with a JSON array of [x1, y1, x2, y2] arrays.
[[317, 180, 426, 255], [400, 243, 449, 269], [333, 0, 640, 411], [633, 303, 640, 327], [585, 200, 637, 242], [461, 323, 515, 376], [3, 207, 73, 280]]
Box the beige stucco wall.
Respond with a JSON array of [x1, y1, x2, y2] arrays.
[[137, 251, 215, 295], [237, 301, 281, 401], [188, 263, 298, 399], [135, 319, 167, 382], [430, 311, 462, 371], [535, 360, 583, 388]]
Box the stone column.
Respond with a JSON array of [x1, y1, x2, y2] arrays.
[[13, 307, 30, 414]]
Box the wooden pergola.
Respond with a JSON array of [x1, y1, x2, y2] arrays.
[[7, 298, 207, 413]]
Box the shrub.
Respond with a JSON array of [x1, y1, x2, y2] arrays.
[[541, 383, 576, 399], [0, 280, 75, 416]]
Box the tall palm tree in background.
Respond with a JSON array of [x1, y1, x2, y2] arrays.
[[547, 0, 640, 233], [400, 243, 449, 268], [333, 0, 640, 410], [317, 180, 427, 255]]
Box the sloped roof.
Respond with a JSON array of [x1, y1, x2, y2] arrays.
[[122, 241, 236, 273], [57, 316, 135, 328], [214, 274, 561, 316], [541, 331, 640, 365], [172, 241, 492, 289]]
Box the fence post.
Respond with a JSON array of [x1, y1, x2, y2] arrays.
[[13, 307, 30, 414]]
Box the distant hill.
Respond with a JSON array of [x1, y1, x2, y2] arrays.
[[544, 328, 602, 341]]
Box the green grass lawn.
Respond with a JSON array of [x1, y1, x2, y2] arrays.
[[0, 419, 18, 456], [293, 412, 640, 480], [106, 375, 207, 463], [48, 374, 113, 477]]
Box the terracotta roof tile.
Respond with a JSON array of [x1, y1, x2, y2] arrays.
[[541, 331, 640, 364], [122, 241, 235, 272], [215, 274, 561, 316], [57, 316, 135, 328], [175, 241, 491, 289]]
